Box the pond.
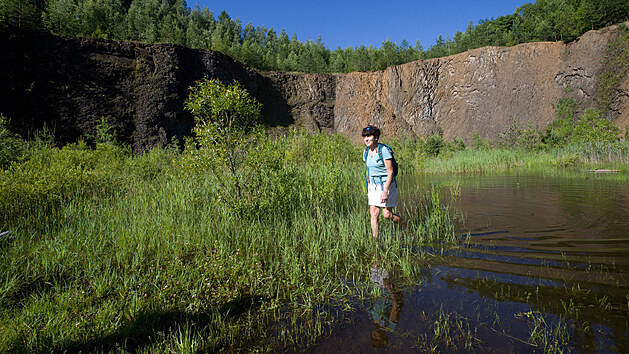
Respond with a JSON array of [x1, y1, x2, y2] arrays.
[[312, 173, 629, 352]]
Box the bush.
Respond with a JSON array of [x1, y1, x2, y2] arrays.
[[571, 108, 619, 143], [471, 132, 492, 150], [498, 120, 544, 151], [544, 98, 579, 147], [422, 134, 444, 157], [0, 141, 129, 229], [0, 114, 27, 169]]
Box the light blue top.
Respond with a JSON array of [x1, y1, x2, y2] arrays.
[[364, 145, 393, 185]]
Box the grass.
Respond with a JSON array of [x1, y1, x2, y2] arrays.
[[1, 128, 627, 351], [416, 142, 629, 175], [0, 132, 457, 352]]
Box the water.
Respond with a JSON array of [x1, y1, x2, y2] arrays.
[[313, 173, 629, 352]]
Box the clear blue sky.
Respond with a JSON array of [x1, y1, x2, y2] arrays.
[[193, 0, 531, 49]]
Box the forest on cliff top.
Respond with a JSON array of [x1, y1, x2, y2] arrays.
[[1, 0, 628, 73]]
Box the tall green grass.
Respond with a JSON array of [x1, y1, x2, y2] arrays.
[[415, 142, 629, 174], [0, 131, 456, 352]]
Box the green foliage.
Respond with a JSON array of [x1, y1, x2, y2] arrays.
[[571, 108, 620, 143], [0, 130, 463, 352], [519, 125, 545, 151], [86, 116, 117, 144], [0, 114, 26, 168], [43, 0, 127, 39], [544, 98, 579, 147], [387, 135, 420, 170], [498, 120, 544, 151], [410, 134, 467, 159], [545, 99, 620, 148], [497, 119, 522, 149], [471, 132, 492, 150], [595, 23, 629, 113], [0, 0, 43, 29], [29, 0, 629, 73], [184, 77, 264, 214], [422, 134, 445, 157], [0, 140, 129, 229]]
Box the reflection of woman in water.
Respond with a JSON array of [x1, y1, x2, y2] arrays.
[[369, 248, 404, 348]]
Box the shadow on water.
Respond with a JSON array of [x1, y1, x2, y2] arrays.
[[313, 172, 629, 352]]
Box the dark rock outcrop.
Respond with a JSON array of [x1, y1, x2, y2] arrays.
[[1, 23, 628, 150]]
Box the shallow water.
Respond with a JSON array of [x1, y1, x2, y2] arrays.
[[313, 173, 629, 352]]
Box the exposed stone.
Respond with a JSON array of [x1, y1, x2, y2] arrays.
[[1, 22, 627, 150]]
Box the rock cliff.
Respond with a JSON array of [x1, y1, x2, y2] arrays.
[[1, 23, 627, 151], [335, 22, 628, 143]]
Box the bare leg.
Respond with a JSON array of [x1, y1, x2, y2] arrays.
[[370, 205, 381, 238], [382, 207, 401, 224]]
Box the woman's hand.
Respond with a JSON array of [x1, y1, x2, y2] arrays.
[[380, 189, 389, 204]]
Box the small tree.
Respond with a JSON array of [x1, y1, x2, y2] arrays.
[[184, 77, 262, 204], [572, 108, 619, 143]]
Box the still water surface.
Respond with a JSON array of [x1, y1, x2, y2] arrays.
[[314, 173, 629, 352]]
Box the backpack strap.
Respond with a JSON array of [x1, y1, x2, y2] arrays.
[[377, 143, 396, 188], [363, 146, 369, 188], [377, 144, 385, 189]]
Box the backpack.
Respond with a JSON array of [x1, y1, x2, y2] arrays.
[[363, 143, 398, 188]]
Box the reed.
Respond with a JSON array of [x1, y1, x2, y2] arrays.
[[417, 142, 629, 175], [0, 132, 456, 352]]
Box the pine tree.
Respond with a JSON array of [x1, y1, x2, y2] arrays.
[[2, 0, 42, 29]]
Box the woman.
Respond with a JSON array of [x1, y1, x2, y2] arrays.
[[362, 125, 401, 238]]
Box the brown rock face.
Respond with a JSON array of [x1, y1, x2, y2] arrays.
[[334, 23, 628, 143], [1, 23, 627, 150]]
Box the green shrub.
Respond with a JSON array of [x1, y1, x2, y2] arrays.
[[0, 141, 128, 229], [497, 119, 522, 149], [471, 132, 492, 150], [382, 135, 424, 175], [571, 108, 619, 143], [422, 134, 444, 157], [544, 98, 578, 147], [0, 114, 27, 169]]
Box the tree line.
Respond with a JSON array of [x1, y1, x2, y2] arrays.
[[1, 0, 628, 73]]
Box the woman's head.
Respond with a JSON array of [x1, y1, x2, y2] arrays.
[[362, 125, 380, 147], [362, 125, 380, 139]]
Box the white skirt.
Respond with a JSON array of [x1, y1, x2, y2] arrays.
[[367, 181, 398, 208]]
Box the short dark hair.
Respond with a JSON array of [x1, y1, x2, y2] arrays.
[[362, 125, 380, 138]]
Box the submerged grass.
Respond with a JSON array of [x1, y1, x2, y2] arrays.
[[0, 132, 456, 352]]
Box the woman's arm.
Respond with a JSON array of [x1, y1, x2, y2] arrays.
[[380, 158, 394, 203]]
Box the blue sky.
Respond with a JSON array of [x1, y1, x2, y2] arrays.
[[193, 0, 530, 49]]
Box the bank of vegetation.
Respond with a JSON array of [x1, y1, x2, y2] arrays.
[[1, 0, 628, 73], [391, 95, 629, 174], [1, 67, 627, 351], [0, 79, 460, 352]]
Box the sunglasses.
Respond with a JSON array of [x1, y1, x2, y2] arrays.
[[362, 126, 377, 137]]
